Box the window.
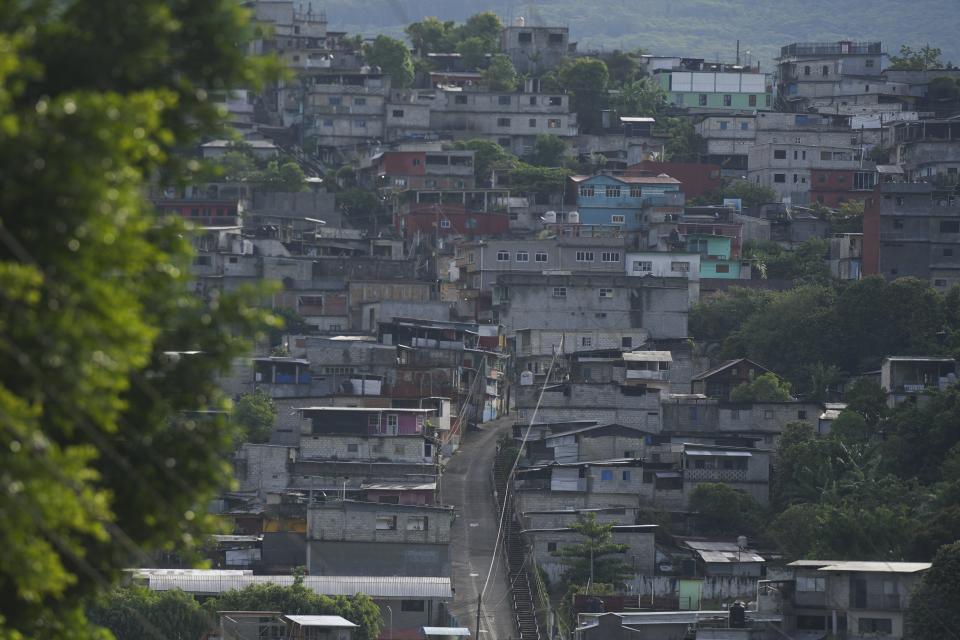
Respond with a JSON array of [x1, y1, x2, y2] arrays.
[[741, 122, 749, 130], [529, 96, 537, 105], [394, 444, 406, 455], [576, 251, 595, 262], [354, 97, 366, 106], [859, 618, 892, 635], [803, 65, 811, 76], [392, 109, 404, 118], [699, 94, 708, 106], [764, 409, 774, 419], [516, 251, 529, 262], [822, 65, 829, 76], [440, 218, 451, 228], [601, 251, 621, 262], [497, 117, 511, 127], [893, 218, 904, 229], [774, 149, 787, 159], [748, 95, 757, 107], [497, 250, 510, 261], [944, 248, 954, 257], [193, 255, 211, 266], [633, 260, 653, 272], [599, 288, 614, 299], [579, 185, 595, 197], [347, 443, 359, 453], [671, 261, 690, 272], [605, 185, 621, 198], [715, 264, 730, 273], [676, 93, 684, 105], [865, 58, 875, 68], [719, 121, 728, 130], [322, 119, 333, 127], [940, 221, 960, 233], [798, 410, 808, 419], [793, 174, 799, 183], [535, 251, 548, 262], [353, 119, 367, 128], [387, 414, 399, 429], [328, 96, 341, 105], [723, 94, 732, 106], [774, 173, 786, 183], [622, 470, 632, 481], [368, 413, 380, 428], [611, 215, 625, 224], [547, 542, 558, 552], [621, 337, 632, 349], [549, 96, 562, 106], [378, 495, 399, 504], [547, 118, 561, 129], [455, 95, 468, 104], [600, 470, 614, 481], [498, 95, 512, 105], [552, 287, 567, 298], [581, 336, 593, 349], [730, 409, 740, 420], [407, 516, 428, 531], [689, 407, 699, 422], [376, 515, 397, 530], [935, 279, 948, 287], [529, 118, 537, 128], [401, 600, 426, 612]]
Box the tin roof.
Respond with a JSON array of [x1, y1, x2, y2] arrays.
[[623, 351, 673, 362], [143, 574, 453, 598], [284, 615, 358, 628]]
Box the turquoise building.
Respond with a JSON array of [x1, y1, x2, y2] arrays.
[[655, 70, 773, 111], [571, 174, 683, 230], [684, 233, 745, 279]]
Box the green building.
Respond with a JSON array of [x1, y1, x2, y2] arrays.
[[655, 70, 773, 111]]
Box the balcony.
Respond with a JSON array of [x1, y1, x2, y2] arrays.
[[626, 369, 670, 381]]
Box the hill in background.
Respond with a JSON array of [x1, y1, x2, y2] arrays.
[[322, 0, 959, 70]]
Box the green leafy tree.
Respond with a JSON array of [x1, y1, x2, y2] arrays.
[[742, 238, 831, 284], [554, 513, 632, 588], [459, 12, 503, 50], [509, 162, 571, 194], [843, 378, 887, 423], [0, 1, 278, 638], [405, 17, 457, 56], [453, 138, 517, 186], [693, 179, 778, 209], [657, 116, 704, 162], [336, 187, 381, 217], [730, 372, 793, 403], [688, 483, 766, 536], [529, 134, 568, 167], [456, 36, 490, 69], [364, 35, 414, 88], [207, 583, 382, 640], [690, 287, 772, 344], [822, 199, 865, 234], [604, 50, 643, 86], [87, 587, 212, 640], [611, 77, 667, 117], [927, 76, 960, 102], [482, 54, 518, 91], [558, 57, 609, 133], [906, 541, 960, 639], [234, 390, 276, 444], [889, 44, 946, 70]]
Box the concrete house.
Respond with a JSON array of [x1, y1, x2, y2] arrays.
[[522, 524, 658, 582], [763, 560, 931, 639], [880, 355, 957, 407], [307, 500, 453, 577], [570, 174, 684, 231], [297, 407, 439, 464], [691, 359, 773, 401], [500, 23, 572, 75], [682, 443, 771, 506]]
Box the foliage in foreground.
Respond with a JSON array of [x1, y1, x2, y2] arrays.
[[0, 1, 278, 637]]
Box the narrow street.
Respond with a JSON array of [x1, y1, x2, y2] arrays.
[[441, 416, 518, 640]]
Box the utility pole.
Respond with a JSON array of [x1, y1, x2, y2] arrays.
[[475, 591, 483, 638]]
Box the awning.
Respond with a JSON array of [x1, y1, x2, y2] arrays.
[[685, 449, 753, 457]]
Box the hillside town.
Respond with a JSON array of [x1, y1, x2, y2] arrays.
[[3, 2, 960, 640]]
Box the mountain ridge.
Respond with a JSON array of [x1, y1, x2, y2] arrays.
[[320, 0, 960, 71]]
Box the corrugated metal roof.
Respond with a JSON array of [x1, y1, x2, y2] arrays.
[[815, 561, 931, 573], [360, 482, 437, 491], [685, 449, 753, 457], [623, 351, 673, 362], [145, 574, 453, 598], [422, 628, 471, 636], [285, 615, 358, 628]]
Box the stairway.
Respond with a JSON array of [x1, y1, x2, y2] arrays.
[[493, 451, 542, 640]]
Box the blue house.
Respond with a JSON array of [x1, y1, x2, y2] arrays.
[[570, 174, 683, 231]]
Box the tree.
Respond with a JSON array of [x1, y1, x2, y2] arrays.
[[889, 44, 946, 70], [234, 390, 276, 444], [843, 378, 887, 423], [742, 238, 831, 284], [364, 35, 414, 88], [509, 162, 570, 194], [336, 187, 381, 217], [482, 54, 517, 91], [604, 50, 642, 86], [453, 139, 516, 186], [554, 513, 632, 588], [927, 76, 960, 102], [87, 587, 212, 640], [459, 12, 502, 50], [558, 58, 609, 133], [693, 179, 778, 209], [687, 483, 765, 536], [0, 1, 278, 637], [529, 134, 568, 167], [207, 583, 382, 640], [657, 116, 704, 162], [906, 541, 960, 639], [405, 17, 457, 56], [822, 199, 865, 234], [690, 287, 772, 344], [610, 77, 667, 118], [730, 372, 793, 403], [456, 36, 490, 70]]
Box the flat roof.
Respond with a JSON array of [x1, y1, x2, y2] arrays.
[[297, 407, 435, 413], [423, 628, 471, 637], [883, 356, 955, 363], [685, 449, 753, 457], [620, 116, 656, 123], [284, 615, 358, 628], [814, 561, 931, 573]]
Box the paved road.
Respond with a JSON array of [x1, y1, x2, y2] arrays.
[[441, 416, 517, 640]]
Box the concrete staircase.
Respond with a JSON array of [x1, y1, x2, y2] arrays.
[[493, 450, 542, 640]]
